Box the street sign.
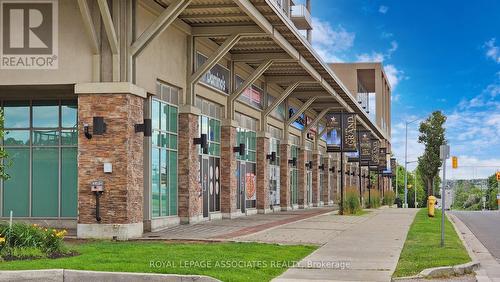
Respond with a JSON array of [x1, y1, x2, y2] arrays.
[[452, 156, 458, 169]]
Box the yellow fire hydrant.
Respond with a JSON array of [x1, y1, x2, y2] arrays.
[[428, 196, 436, 217]]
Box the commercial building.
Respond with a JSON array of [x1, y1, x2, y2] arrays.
[[0, 0, 392, 239]]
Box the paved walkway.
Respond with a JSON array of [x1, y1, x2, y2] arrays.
[[143, 208, 335, 241], [449, 213, 500, 282], [270, 208, 418, 282]]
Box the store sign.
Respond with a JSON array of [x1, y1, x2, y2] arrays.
[[197, 52, 229, 93], [288, 107, 306, 130], [379, 147, 387, 171], [235, 75, 263, 109], [371, 139, 380, 165], [359, 130, 372, 161], [342, 113, 357, 152], [0, 0, 58, 69]]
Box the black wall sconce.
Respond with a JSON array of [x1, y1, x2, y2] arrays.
[[305, 161, 313, 169], [351, 171, 356, 176], [266, 152, 277, 162], [234, 143, 246, 156], [83, 117, 107, 140], [319, 164, 325, 171], [329, 166, 335, 173], [93, 117, 107, 135], [306, 133, 314, 140], [288, 157, 297, 167], [193, 133, 208, 154], [135, 118, 152, 137], [345, 170, 351, 175]]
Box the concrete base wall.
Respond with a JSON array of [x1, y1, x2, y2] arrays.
[[77, 222, 143, 240]]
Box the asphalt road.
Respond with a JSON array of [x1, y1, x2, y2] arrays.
[[452, 211, 500, 261]]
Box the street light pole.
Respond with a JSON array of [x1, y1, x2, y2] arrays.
[[404, 118, 420, 209]]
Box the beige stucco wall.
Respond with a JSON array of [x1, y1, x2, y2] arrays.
[[0, 0, 93, 85], [135, 4, 187, 96]]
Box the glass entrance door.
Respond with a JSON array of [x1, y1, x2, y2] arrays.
[[238, 161, 246, 213], [201, 157, 209, 218]]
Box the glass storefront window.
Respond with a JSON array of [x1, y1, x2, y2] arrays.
[[151, 82, 179, 218], [1, 100, 78, 218]]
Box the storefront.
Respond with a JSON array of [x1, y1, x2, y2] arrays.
[[268, 126, 282, 209], [235, 113, 257, 214], [1, 99, 77, 223]]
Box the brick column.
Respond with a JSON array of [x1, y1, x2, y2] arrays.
[[221, 119, 239, 218], [322, 156, 331, 205], [298, 147, 307, 208], [76, 89, 144, 240], [256, 132, 271, 213], [311, 151, 321, 207], [178, 105, 202, 224], [279, 140, 291, 211]]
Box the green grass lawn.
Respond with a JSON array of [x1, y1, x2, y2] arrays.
[[0, 241, 315, 282], [393, 208, 470, 277]]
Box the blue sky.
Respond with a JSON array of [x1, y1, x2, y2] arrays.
[[304, 0, 500, 179]]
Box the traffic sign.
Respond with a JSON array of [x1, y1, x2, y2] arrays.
[[497, 171, 500, 181], [452, 156, 458, 169]]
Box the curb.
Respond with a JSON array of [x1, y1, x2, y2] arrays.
[[392, 261, 479, 281], [391, 212, 480, 281], [0, 269, 221, 282]]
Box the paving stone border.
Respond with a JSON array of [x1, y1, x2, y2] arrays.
[[392, 213, 480, 281], [0, 269, 220, 282]]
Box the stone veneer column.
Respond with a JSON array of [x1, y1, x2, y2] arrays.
[[221, 119, 239, 218], [322, 156, 331, 205], [256, 132, 271, 213], [76, 84, 145, 240], [298, 147, 307, 209], [178, 105, 202, 224], [279, 140, 291, 211], [311, 151, 321, 207]]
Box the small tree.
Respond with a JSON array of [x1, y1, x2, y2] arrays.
[[0, 110, 10, 181], [417, 111, 447, 197]]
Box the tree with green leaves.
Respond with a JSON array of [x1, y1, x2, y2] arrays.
[[417, 111, 447, 197], [0, 110, 10, 181]]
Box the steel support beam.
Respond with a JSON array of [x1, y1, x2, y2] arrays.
[[77, 0, 100, 82], [266, 75, 316, 83], [190, 33, 242, 85], [97, 0, 119, 81], [302, 107, 332, 137], [231, 52, 292, 62], [130, 0, 191, 57], [192, 25, 262, 37], [287, 97, 317, 126], [228, 59, 274, 119], [261, 81, 301, 129]]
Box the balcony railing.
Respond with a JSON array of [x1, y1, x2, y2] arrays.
[[290, 4, 312, 30], [271, 0, 289, 16]]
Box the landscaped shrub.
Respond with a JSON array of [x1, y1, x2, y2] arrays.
[[363, 190, 381, 208], [383, 191, 396, 206], [343, 188, 361, 215], [0, 222, 70, 260]]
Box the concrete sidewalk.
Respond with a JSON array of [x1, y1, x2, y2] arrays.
[[268, 208, 418, 282]]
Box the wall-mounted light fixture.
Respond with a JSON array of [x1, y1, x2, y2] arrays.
[[306, 133, 314, 140], [319, 164, 325, 171], [135, 118, 152, 137], [329, 166, 335, 173], [305, 161, 313, 169], [266, 152, 277, 162], [193, 133, 208, 154], [93, 117, 107, 135], [233, 143, 246, 156], [288, 157, 297, 167], [83, 123, 92, 139]]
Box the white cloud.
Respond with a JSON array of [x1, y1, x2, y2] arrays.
[[378, 5, 389, 14], [355, 40, 398, 62], [311, 17, 355, 63], [381, 31, 393, 38], [484, 38, 500, 63], [384, 64, 407, 89]]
